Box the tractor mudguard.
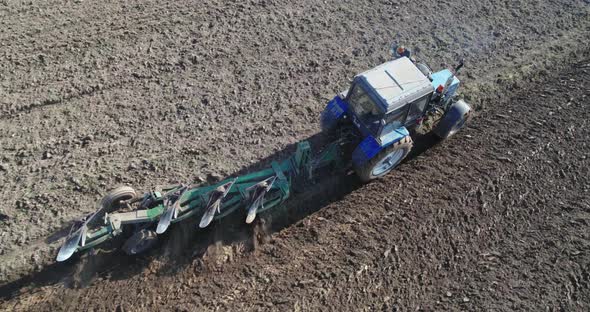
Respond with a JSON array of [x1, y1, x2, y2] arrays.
[[320, 95, 348, 132], [431, 69, 460, 99], [352, 126, 409, 166]]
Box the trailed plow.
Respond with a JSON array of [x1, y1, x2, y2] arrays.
[[57, 141, 345, 261]]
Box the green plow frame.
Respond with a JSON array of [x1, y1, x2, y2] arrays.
[[58, 140, 344, 261]]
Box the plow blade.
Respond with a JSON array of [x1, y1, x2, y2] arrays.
[[199, 178, 237, 229], [156, 185, 189, 234], [156, 198, 176, 234], [56, 208, 104, 262], [245, 176, 277, 224], [56, 225, 86, 262]]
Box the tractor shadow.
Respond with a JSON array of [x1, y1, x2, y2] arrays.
[[0, 131, 442, 300]]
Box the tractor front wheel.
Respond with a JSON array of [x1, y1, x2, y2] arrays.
[[354, 136, 413, 183]]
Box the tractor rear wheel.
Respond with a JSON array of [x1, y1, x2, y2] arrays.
[[354, 136, 413, 183], [100, 186, 137, 213], [433, 100, 471, 139]]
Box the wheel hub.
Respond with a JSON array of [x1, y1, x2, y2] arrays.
[[372, 149, 405, 176]]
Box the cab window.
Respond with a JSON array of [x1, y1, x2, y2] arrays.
[[406, 94, 430, 123], [385, 105, 408, 129], [380, 105, 409, 136], [347, 83, 383, 134]]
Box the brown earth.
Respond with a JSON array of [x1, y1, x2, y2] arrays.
[[0, 0, 589, 310], [3, 54, 590, 312], [1, 0, 589, 284]]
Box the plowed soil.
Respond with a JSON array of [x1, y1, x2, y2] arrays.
[[0, 0, 589, 310]]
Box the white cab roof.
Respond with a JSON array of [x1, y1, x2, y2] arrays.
[[357, 57, 433, 113]]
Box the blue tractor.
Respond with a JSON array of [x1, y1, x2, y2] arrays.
[[321, 51, 471, 182]]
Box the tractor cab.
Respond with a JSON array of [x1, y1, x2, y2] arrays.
[[345, 56, 434, 140]]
